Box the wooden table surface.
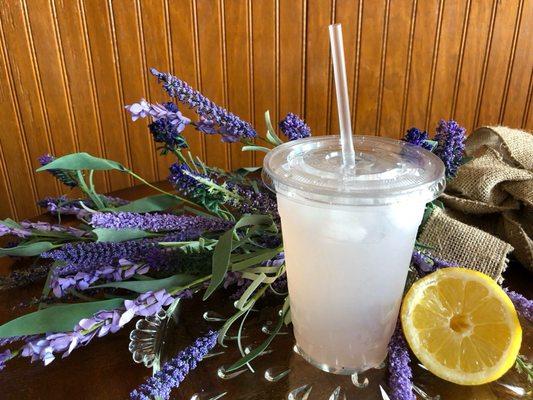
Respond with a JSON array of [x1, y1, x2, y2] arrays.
[[0, 184, 531, 400]]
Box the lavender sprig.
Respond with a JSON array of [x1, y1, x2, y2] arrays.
[[0, 350, 12, 371], [0, 220, 87, 239], [130, 330, 218, 400], [226, 182, 279, 217], [402, 127, 433, 151], [168, 163, 228, 212], [38, 154, 78, 188], [41, 240, 157, 268], [434, 119, 466, 178], [90, 212, 232, 233], [388, 327, 416, 400], [126, 100, 191, 151], [0, 265, 50, 291], [410, 250, 455, 276], [20, 290, 174, 366], [151, 68, 256, 142], [279, 113, 311, 141], [38, 195, 129, 219], [50, 259, 150, 298], [504, 288, 533, 323]]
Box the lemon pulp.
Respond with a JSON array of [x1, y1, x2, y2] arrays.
[[401, 267, 522, 385]]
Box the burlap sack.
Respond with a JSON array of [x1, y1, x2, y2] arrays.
[[422, 126, 532, 275], [419, 207, 512, 282], [466, 126, 533, 169], [447, 147, 532, 205]]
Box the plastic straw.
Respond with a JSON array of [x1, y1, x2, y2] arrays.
[[329, 23, 356, 168]]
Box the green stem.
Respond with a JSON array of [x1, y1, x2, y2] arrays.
[[76, 171, 105, 210], [169, 274, 211, 296], [172, 148, 189, 165], [126, 170, 201, 209]]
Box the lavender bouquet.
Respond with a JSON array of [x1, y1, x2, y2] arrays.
[[0, 68, 530, 400]]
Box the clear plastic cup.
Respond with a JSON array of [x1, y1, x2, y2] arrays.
[[262, 135, 445, 374]]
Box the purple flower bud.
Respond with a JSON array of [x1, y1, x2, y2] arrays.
[[279, 113, 311, 141], [130, 330, 218, 400], [151, 68, 256, 142], [90, 212, 232, 233], [504, 288, 533, 323], [388, 327, 416, 400]]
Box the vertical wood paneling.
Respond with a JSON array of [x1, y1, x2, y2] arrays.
[[224, 0, 252, 169], [403, 0, 440, 132], [453, 0, 497, 134], [196, 0, 228, 169], [139, 0, 173, 180], [54, 0, 109, 193], [428, 0, 469, 127], [0, 0, 531, 219], [111, 0, 157, 181], [167, 0, 203, 160], [380, 0, 412, 138], [305, 0, 333, 135], [0, 6, 39, 218], [329, 0, 358, 136], [0, 1, 59, 204], [82, 0, 132, 190], [279, 0, 305, 131], [502, 0, 532, 128], [354, 0, 386, 134], [252, 0, 276, 164]]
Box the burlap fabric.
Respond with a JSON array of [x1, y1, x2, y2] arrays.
[[420, 126, 533, 280]]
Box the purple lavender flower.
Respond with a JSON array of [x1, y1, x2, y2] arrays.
[[38, 154, 78, 188], [0, 220, 87, 239], [504, 289, 533, 323], [388, 327, 416, 400], [402, 127, 433, 151], [0, 350, 12, 371], [411, 250, 455, 276], [434, 119, 466, 178], [41, 240, 157, 268], [38, 196, 129, 218], [20, 290, 174, 366], [130, 330, 218, 400], [226, 182, 279, 217], [151, 68, 256, 142], [50, 259, 151, 298], [168, 163, 226, 212], [0, 265, 50, 291], [90, 212, 232, 233], [279, 113, 311, 141]]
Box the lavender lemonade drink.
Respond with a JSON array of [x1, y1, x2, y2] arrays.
[[263, 135, 445, 374]]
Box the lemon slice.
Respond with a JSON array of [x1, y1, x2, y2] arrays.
[[401, 267, 522, 385]]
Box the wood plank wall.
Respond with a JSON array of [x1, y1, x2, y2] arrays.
[[0, 0, 531, 219]]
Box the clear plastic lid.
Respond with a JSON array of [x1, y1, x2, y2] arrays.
[[262, 135, 446, 206]]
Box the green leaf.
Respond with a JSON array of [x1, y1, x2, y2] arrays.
[[242, 145, 271, 153], [264, 110, 284, 146], [36, 153, 126, 172], [226, 297, 289, 372], [231, 248, 281, 272], [0, 218, 21, 229], [218, 308, 248, 347], [0, 242, 56, 257], [93, 228, 157, 242], [204, 229, 233, 300], [235, 273, 266, 310], [203, 215, 275, 300], [0, 298, 125, 337], [93, 274, 197, 293], [111, 194, 182, 213]]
